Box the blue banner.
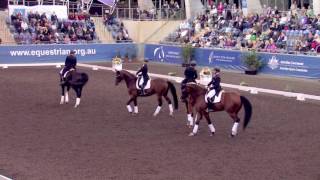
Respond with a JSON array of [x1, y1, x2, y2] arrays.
[[0, 43, 137, 64], [144, 44, 320, 79]]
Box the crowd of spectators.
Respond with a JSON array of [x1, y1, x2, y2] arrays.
[[117, 0, 181, 20], [163, 2, 320, 54], [104, 13, 132, 43], [8, 11, 98, 44]]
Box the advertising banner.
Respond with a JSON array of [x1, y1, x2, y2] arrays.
[[144, 44, 320, 79], [0, 43, 137, 64]]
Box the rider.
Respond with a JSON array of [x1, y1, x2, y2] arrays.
[[206, 67, 222, 104], [136, 59, 149, 95], [60, 50, 77, 85], [181, 60, 198, 90]]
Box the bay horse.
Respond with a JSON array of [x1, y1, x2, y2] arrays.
[[115, 70, 178, 116], [181, 83, 252, 137], [60, 69, 89, 108]]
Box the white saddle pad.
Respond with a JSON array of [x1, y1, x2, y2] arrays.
[[205, 90, 224, 103], [136, 76, 151, 90]]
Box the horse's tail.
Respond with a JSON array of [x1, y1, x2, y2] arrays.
[[81, 73, 89, 85], [240, 96, 252, 130], [167, 81, 178, 109]]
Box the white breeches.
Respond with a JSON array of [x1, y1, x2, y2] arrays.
[[206, 89, 216, 99]]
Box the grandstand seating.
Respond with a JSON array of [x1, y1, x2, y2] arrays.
[[163, 3, 320, 54], [103, 14, 133, 43], [7, 11, 99, 44]]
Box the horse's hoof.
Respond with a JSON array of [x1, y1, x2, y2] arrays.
[[210, 132, 215, 136], [188, 132, 196, 136], [230, 134, 235, 138]]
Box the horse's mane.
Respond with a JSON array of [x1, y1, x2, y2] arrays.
[[121, 70, 136, 79], [186, 83, 206, 95]]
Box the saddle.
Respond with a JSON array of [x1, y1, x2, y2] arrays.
[[205, 90, 224, 104], [136, 76, 151, 90]]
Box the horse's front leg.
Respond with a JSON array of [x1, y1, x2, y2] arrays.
[[153, 95, 163, 116], [186, 100, 194, 128], [74, 86, 82, 108], [126, 96, 135, 113], [60, 84, 65, 104], [65, 85, 70, 104], [203, 111, 215, 136], [133, 97, 138, 114], [189, 111, 202, 136]]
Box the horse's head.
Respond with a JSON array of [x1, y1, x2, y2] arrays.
[[115, 70, 123, 86]]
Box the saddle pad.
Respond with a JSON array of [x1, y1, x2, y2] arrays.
[[205, 90, 224, 103], [136, 76, 151, 90]]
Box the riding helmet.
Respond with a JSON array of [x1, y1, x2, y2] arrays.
[[190, 60, 196, 66], [214, 67, 220, 72]]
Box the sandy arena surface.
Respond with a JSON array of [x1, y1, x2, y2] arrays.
[[0, 64, 319, 180]]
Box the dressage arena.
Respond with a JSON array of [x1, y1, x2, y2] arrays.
[[0, 62, 319, 180]]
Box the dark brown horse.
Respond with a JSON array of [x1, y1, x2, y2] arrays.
[[115, 70, 178, 116], [60, 69, 89, 108], [181, 82, 252, 137]]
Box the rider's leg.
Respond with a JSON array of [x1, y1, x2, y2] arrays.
[[141, 76, 148, 94], [60, 68, 69, 85], [207, 89, 216, 103]]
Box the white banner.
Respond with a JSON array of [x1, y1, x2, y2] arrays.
[[9, 5, 68, 20]]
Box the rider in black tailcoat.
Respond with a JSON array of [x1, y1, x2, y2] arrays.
[[181, 60, 198, 90], [207, 67, 222, 103], [136, 59, 149, 95], [60, 50, 77, 85]]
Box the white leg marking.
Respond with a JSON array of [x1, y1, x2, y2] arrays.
[[60, 96, 65, 104], [65, 91, 69, 103], [208, 124, 215, 133], [134, 106, 138, 114], [187, 114, 193, 126], [74, 98, 80, 108], [231, 122, 239, 136], [153, 106, 162, 116], [127, 105, 133, 113], [169, 104, 173, 116], [189, 124, 199, 136]]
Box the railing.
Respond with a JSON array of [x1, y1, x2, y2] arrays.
[[113, 8, 185, 21], [8, 0, 186, 20]]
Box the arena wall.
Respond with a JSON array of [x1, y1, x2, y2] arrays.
[[145, 44, 320, 79], [0, 43, 137, 64], [1, 43, 320, 79]]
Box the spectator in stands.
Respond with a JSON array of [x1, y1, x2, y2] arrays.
[[9, 10, 97, 44], [163, 3, 320, 54]]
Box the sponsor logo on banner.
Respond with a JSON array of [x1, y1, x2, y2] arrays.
[[267, 55, 308, 72], [208, 51, 236, 63], [153, 46, 181, 62], [153, 46, 165, 62], [268, 56, 279, 70], [208, 51, 214, 64]]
